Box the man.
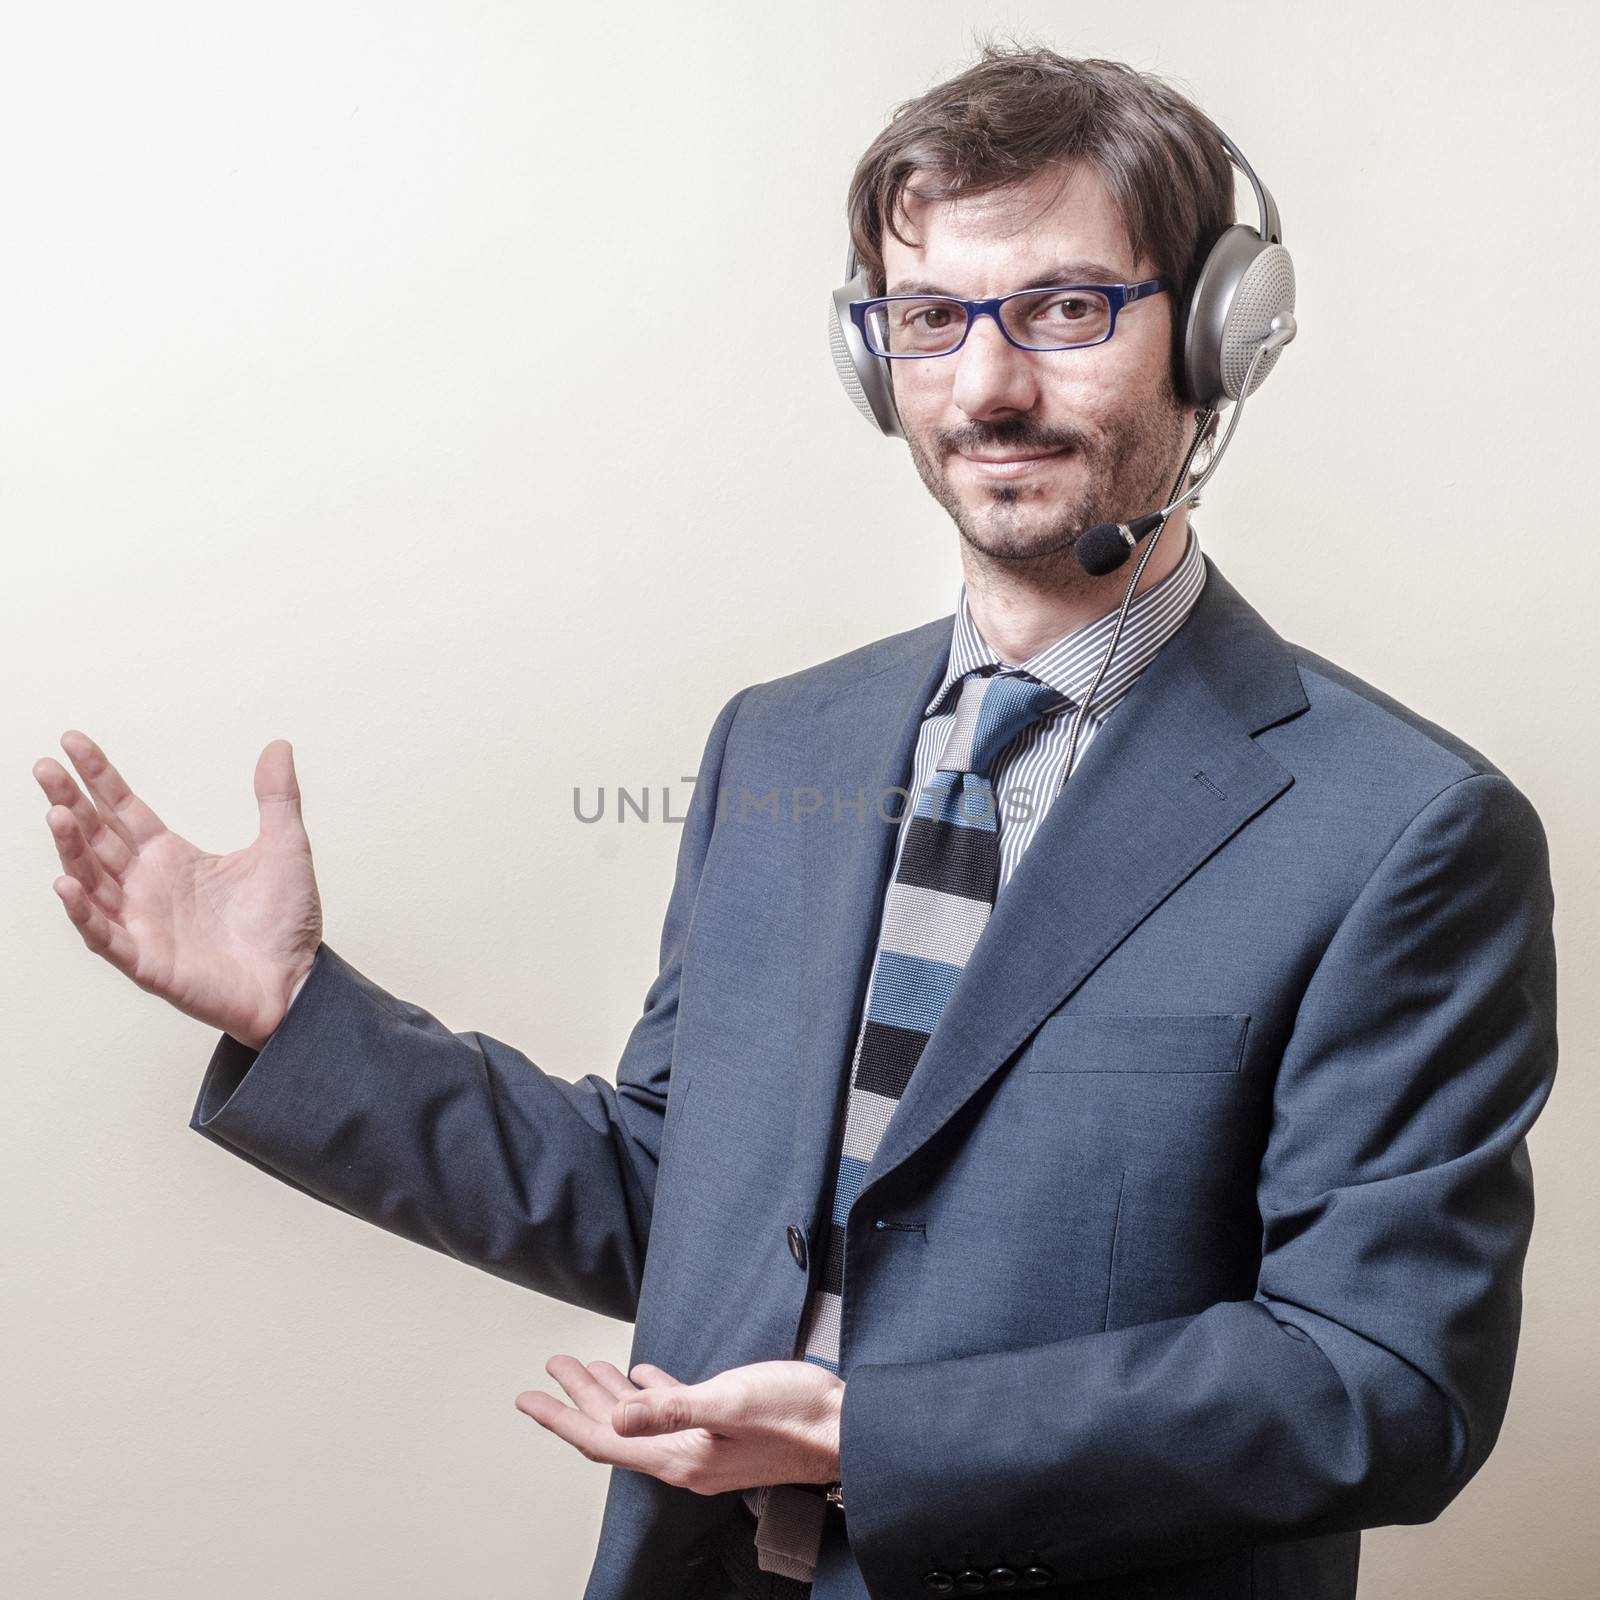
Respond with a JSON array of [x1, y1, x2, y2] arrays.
[[36, 45, 1557, 1600]]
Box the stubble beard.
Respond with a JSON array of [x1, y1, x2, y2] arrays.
[[904, 370, 1193, 593]]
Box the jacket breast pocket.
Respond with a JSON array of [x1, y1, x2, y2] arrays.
[[1024, 1011, 1252, 1074]]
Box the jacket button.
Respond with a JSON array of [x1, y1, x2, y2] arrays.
[[987, 1569, 1019, 1590], [1022, 1566, 1056, 1587], [786, 1225, 808, 1271], [955, 1571, 987, 1593], [921, 1573, 956, 1595]]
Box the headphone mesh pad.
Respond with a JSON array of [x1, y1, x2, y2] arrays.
[[1221, 245, 1296, 399], [829, 307, 879, 424]]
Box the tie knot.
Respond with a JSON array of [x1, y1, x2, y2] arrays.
[[935, 669, 1071, 779]]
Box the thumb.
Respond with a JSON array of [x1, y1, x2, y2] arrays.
[[254, 738, 307, 844], [616, 1380, 724, 1438]]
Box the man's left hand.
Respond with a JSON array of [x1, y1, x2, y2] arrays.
[[515, 1355, 844, 1496]]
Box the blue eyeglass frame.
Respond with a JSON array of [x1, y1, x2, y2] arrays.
[[850, 277, 1169, 358]]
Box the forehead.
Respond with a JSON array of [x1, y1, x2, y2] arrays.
[[883, 160, 1149, 295]]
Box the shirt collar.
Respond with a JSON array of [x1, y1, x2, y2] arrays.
[[926, 521, 1208, 718]]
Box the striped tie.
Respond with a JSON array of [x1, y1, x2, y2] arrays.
[[746, 666, 1072, 1583]]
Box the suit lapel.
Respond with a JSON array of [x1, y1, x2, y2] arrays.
[[791, 619, 951, 1223], [791, 556, 1310, 1224]]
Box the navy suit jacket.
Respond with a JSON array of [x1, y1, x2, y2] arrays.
[[191, 555, 1558, 1600]]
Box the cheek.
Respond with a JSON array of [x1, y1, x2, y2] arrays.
[[1047, 348, 1167, 434], [889, 362, 948, 427], [893, 382, 964, 465], [1046, 344, 1128, 409]]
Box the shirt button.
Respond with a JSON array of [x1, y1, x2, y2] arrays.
[[987, 1569, 1020, 1590], [955, 1571, 988, 1593], [921, 1574, 956, 1596], [786, 1224, 808, 1271], [1022, 1566, 1057, 1587]]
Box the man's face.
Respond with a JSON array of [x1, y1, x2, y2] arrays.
[[882, 161, 1196, 571]]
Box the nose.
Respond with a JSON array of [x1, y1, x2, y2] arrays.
[[949, 310, 1041, 422]]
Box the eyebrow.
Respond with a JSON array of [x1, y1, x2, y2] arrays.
[[886, 260, 1131, 297]]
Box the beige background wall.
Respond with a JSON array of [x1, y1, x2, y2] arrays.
[[4, 2, 1595, 1595]]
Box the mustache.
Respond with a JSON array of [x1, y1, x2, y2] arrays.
[[940, 419, 1091, 456]]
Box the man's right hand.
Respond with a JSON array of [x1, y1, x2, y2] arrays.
[[34, 731, 323, 1052]]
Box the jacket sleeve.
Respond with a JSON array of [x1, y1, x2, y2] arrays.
[[838, 770, 1559, 1596], [188, 685, 750, 1323]]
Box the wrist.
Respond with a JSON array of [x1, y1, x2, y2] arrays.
[[823, 1377, 844, 1478], [230, 962, 313, 1054]]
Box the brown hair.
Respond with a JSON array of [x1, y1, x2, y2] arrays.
[[846, 41, 1237, 391]]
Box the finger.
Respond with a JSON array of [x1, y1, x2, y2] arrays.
[[53, 873, 139, 975], [254, 739, 307, 846], [34, 756, 135, 878], [544, 1354, 630, 1425], [58, 730, 166, 850], [514, 1389, 680, 1477], [583, 1360, 641, 1401], [628, 1362, 685, 1389], [45, 804, 124, 916]]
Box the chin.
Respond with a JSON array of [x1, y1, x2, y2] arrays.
[[958, 509, 1084, 564]]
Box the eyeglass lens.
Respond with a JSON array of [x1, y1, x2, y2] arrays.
[[865, 288, 1114, 355]]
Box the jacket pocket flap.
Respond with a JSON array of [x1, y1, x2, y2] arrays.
[[1025, 1011, 1251, 1074]]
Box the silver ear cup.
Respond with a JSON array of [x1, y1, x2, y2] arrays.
[[1182, 224, 1297, 407], [829, 274, 903, 438], [1219, 243, 1295, 401]]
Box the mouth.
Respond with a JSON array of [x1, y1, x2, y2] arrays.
[[956, 446, 1074, 480]]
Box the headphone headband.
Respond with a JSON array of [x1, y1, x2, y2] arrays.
[[1212, 122, 1281, 246]]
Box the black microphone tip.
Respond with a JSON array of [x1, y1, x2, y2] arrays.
[[1076, 522, 1133, 576], [1074, 512, 1167, 576]]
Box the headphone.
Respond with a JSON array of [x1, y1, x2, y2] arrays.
[[826, 120, 1296, 438]]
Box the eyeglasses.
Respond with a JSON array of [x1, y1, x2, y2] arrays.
[[850, 278, 1169, 358]]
